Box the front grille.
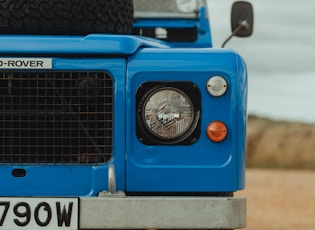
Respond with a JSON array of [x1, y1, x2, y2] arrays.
[[0, 71, 113, 165]]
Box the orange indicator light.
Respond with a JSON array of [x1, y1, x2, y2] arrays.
[[207, 121, 227, 142]]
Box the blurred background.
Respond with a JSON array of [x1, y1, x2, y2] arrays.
[[206, 0, 315, 169], [206, 1, 315, 229], [208, 0, 315, 123]]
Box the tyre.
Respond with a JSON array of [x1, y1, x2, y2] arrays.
[[0, 0, 133, 35]]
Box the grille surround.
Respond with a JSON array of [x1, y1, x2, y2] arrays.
[[0, 71, 113, 165]]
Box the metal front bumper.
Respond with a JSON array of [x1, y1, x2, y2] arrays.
[[80, 196, 246, 229]]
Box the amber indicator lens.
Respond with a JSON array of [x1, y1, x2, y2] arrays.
[[207, 121, 227, 142]]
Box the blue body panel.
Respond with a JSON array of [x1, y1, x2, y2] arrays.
[[126, 48, 247, 192], [0, 34, 170, 55], [133, 6, 212, 48], [0, 35, 247, 196], [133, 20, 212, 48]]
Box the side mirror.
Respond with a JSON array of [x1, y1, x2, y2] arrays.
[[222, 1, 254, 47], [231, 1, 254, 37]]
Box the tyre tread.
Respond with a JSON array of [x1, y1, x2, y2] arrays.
[[0, 0, 133, 35]]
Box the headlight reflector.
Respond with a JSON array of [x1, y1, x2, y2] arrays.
[[137, 82, 201, 145], [143, 87, 194, 139]]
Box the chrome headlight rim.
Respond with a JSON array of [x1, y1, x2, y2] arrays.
[[136, 82, 201, 145]]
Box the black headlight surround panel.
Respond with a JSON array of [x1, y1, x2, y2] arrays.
[[136, 82, 201, 145]]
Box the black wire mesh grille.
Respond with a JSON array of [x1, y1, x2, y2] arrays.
[[0, 71, 113, 165]]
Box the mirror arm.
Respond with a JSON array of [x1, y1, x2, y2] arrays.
[[222, 19, 249, 48]]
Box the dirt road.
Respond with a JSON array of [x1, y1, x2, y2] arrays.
[[236, 169, 315, 230]]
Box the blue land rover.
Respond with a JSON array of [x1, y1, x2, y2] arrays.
[[0, 0, 253, 229]]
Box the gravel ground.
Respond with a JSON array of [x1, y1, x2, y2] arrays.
[[236, 169, 315, 230]]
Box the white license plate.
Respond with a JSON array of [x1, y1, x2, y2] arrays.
[[0, 197, 78, 230]]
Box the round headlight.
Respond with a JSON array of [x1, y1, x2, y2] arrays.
[[176, 0, 198, 13], [142, 87, 195, 141]]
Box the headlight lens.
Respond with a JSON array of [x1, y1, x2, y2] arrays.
[[143, 87, 194, 139], [137, 82, 201, 145]]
